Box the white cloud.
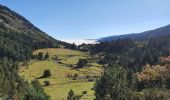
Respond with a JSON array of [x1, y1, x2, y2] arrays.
[[61, 39, 98, 45]]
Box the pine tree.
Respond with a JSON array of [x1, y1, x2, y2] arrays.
[[37, 52, 43, 60], [44, 52, 49, 60], [67, 89, 74, 100]]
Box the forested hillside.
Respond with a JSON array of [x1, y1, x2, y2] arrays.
[[0, 5, 72, 61], [91, 35, 170, 100], [1, 4, 170, 100], [0, 5, 68, 99]]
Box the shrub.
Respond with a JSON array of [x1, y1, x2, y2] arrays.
[[82, 91, 87, 94], [88, 78, 94, 82], [44, 52, 49, 60], [37, 52, 43, 60], [44, 80, 50, 86], [67, 89, 82, 100], [86, 75, 90, 79], [42, 69, 52, 78], [76, 59, 88, 68], [74, 74, 78, 77], [67, 89, 74, 100]]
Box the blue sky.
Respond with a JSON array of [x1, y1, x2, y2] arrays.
[[1, 0, 170, 40]]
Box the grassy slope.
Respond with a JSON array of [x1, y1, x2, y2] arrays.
[[19, 48, 102, 100]]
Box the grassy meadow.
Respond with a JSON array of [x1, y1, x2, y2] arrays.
[[19, 48, 103, 100]]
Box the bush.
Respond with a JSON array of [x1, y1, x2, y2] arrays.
[[86, 75, 90, 79], [76, 59, 88, 68], [67, 89, 74, 100], [74, 74, 78, 77], [82, 91, 87, 94], [67, 89, 82, 100], [44, 80, 50, 86], [88, 78, 94, 82], [42, 69, 52, 78], [44, 52, 49, 60], [37, 52, 43, 60]]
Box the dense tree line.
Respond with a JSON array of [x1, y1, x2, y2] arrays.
[[95, 64, 170, 100], [90, 35, 170, 71], [0, 57, 19, 99], [0, 23, 72, 61], [0, 57, 50, 99], [0, 5, 75, 99], [93, 35, 170, 100], [0, 27, 72, 99], [0, 29, 58, 61], [0, 28, 56, 99]]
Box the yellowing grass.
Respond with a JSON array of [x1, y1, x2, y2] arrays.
[[19, 48, 102, 100]]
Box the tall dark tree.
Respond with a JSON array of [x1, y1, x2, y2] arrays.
[[76, 59, 88, 69], [95, 64, 131, 100], [23, 80, 50, 100], [44, 52, 49, 60], [71, 43, 76, 50], [37, 52, 43, 60], [67, 89, 74, 100]]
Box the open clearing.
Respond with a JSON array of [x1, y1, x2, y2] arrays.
[[19, 48, 103, 100]]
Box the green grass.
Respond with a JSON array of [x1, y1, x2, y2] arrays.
[[34, 48, 87, 57], [19, 48, 103, 100]]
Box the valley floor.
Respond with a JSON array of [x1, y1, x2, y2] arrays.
[[19, 48, 103, 100]]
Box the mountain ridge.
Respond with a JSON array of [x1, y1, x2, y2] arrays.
[[0, 5, 57, 43], [98, 24, 170, 42]]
